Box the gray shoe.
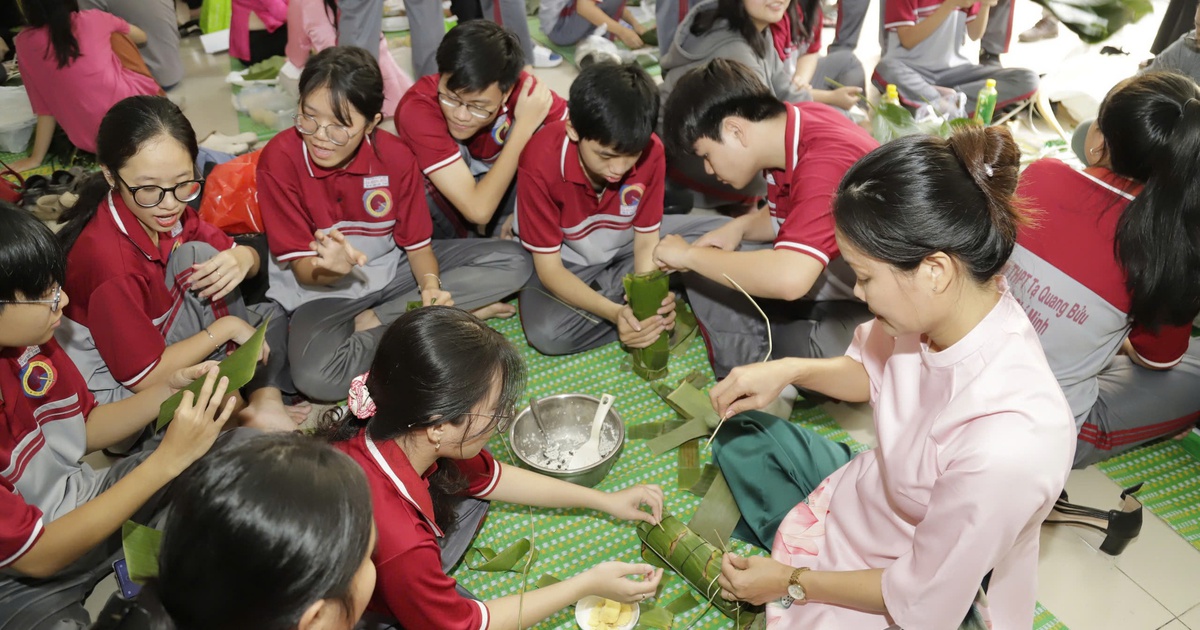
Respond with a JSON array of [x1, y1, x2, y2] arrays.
[[1019, 16, 1059, 42]]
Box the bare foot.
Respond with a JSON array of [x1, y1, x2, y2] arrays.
[[240, 390, 307, 432], [471, 302, 517, 320], [354, 308, 383, 332], [286, 401, 313, 424]]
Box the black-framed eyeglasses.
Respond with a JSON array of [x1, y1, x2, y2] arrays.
[[293, 113, 361, 146], [437, 91, 497, 119], [112, 171, 203, 208], [0, 285, 62, 312]]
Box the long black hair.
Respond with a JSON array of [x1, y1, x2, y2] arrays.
[[141, 433, 374, 630], [1097, 71, 1200, 328], [299, 46, 385, 128], [324, 0, 339, 27], [58, 96, 199, 251], [20, 0, 81, 68], [690, 0, 818, 60], [320, 307, 526, 528], [0, 202, 65, 309], [833, 124, 1025, 283]]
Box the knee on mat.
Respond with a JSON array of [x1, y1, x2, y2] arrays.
[[522, 320, 579, 356]]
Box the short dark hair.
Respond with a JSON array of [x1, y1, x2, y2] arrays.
[[568, 61, 659, 155], [833, 125, 1025, 284], [299, 46, 386, 125], [661, 58, 785, 157], [437, 20, 525, 94], [0, 202, 65, 313]]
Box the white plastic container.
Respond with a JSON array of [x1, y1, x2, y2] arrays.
[[0, 86, 36, 153]]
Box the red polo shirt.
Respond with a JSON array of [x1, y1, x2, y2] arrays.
[[62, 192, 234, 390], [396, 72, 569, 177], [516, 121, 665, 268], [883, 0, 979, 30], [0, 340, 98, 569], [257, 129, 433, 312], [335, 430, 501, 630], [766, 101, 877, 266]]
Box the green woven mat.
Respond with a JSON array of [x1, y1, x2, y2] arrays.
[[1097, 440, 1200, 550], [526, 17, 661, 76], [450, 307, 1067, 629]]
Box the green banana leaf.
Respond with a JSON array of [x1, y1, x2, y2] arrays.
[[121, 521, 163, 583], [623, 271, 671, 381], [1032, 0, 1153, 43], [155, 319, 268, 430]]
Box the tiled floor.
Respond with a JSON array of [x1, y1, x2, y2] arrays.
[[88, 5, 1200, 628]]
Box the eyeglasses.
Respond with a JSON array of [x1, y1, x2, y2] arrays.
[[463, 404, 517, 434], [293, 113, 360, 146], [113, 171, 203, 208], [437, 91, 497, 119], [0, 286, 63, 312]]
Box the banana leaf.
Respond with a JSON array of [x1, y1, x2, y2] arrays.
[[155, 318, 269, 430], [121, 521, 163, 583], [465, 538, 538, 572], [1032, 0, 1152, 43], [623, 271, 671, 381]]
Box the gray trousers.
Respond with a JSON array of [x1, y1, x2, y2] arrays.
[[655, 0, 691, 56], [547, 0, 625, 46], [1074, 339, 1200, 468], [981, 0, 1014, 55], [0, 429, 255, 630], [287, 239, 533, 401], [406, 0, 536, 78], [519, 215, 729, 356], [682, 243, 872, 379], [872, 59, 1039, 112], [338, 0, 385, 59]]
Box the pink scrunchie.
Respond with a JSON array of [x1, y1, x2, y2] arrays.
[[347, 372, 376, 419]]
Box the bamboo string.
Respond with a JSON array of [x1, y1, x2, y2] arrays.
[[705, 273, 772, 448]]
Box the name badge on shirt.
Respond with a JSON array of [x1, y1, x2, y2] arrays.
[[364, 176, 390, 189], [17, 345, 40, 368], [619, 184, 644, 217], [765, 173, 776, 185], [169, 222, 183, 238]]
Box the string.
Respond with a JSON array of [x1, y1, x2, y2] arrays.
[[705, 273, 772, 448]]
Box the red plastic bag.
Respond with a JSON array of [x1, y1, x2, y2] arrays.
[[199, 150, 263, 234]]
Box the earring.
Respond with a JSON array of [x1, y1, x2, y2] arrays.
[[1090, 147, 1101, 155], [435, 441, 441, 451]]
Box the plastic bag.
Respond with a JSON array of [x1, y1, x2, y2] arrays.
[[200, 0, 232, 34], [198, 150, 264, 235]]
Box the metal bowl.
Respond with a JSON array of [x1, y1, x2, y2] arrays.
[[508, 394, 625, 488]]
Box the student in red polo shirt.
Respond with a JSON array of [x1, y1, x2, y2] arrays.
[[324, 307, 665, 630], [56, 96, 300, 432], [654, 60, 876, 392], [1004, 72, 1200, 467], [516, 61, 728, 356], [0, 203, 234, 630], [258, 47, 531, 402], [396, 21, 568, 239]]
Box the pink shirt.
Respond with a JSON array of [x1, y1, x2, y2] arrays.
[[769, 284, 1075, 630], [14, 10, 161, 153], [230, 0, 288, 62], [284, 0, 413, 116]]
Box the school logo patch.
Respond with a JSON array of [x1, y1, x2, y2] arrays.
[[619, 184, 644, 217], [21, 359, 57, 398], [491, 114, 512, 146], [363, 189, 393, 218]]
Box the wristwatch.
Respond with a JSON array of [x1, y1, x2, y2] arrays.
[[779, 567, 810, 609]]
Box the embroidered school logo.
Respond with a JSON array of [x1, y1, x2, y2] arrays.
[[21, 359, 57, 398], [491, 114, 512, 145], [363, 189, 393, 218], [619, 184, 644, 216]]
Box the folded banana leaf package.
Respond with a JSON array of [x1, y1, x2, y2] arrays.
[[1033, 0, 1152, 43], [623, 271, 671, 381], [155, 319, 269, 430]]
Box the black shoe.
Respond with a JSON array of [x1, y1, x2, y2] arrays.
[[1046, 483, 1144, 555], [979, 51, 1002, 66]]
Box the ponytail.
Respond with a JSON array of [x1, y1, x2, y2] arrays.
[[1098, 72, 1200, 328], [21, 0, 82, 68]]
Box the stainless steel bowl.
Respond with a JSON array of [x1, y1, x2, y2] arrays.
[[508, 394, 625, 488]]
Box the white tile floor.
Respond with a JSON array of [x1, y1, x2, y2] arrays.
[[95, 5, 1200, 627]]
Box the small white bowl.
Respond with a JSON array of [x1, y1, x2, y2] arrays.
[[575, 596, 639, 630]]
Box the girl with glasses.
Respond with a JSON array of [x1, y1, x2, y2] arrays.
[[56, 95, 305, 432], [322, 306, 665, 630], [256, 46, 531, 403]]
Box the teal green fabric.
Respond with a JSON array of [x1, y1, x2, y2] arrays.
[[712, 411, 855, 549]]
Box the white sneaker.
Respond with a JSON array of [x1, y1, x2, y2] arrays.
[[533, 44, 564, 68]]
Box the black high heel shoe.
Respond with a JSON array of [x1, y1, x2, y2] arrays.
[[1045, 483, 1144, 556]]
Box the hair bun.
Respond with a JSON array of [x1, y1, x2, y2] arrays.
[[947, 125, 1024, 242]]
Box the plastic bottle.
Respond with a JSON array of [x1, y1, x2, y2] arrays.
[[883, 84, 901, 107], [975, 79, 998, 125]]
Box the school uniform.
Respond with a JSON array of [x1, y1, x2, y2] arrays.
[[58, 193, 289, 405], [396, 72, 569, 239], [514, 121, 729, 355], [0, 340, 167, 629], [872, 0, 1036, 112], [1005, 159, 1200, 467], [681, 102, 876, 379], [335, 430, 497, 630], [257, 128, 532, 401], [539, 0, 626, 46]]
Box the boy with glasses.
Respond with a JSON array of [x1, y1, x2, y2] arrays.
[[395, 21, 568, 239]]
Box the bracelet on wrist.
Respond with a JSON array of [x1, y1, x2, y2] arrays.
[[204, 327, 220, 351]]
